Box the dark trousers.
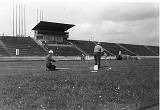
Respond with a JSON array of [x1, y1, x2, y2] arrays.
[[117, 55, 122, 60], [81, 56, 85, 62], [94, 52, 101, 69], [46, 63, 56, 71]]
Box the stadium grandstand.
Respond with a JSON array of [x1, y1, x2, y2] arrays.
[[32, 21, 74, 43], [0, 36, 47, 56], [0, 21, 159, 57]]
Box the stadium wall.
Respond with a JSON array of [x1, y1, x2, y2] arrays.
[[0, 56, 93, 62], [0, 36, 159, 57], [0, 55, 158, 62]]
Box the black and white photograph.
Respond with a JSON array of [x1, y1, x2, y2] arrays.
[[0, 0, 159, 109]]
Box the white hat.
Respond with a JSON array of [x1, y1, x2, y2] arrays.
[[49, 50, 53, 54], [97, 42, 101, 45]]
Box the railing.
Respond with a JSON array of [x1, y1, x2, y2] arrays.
[[68, 41, 88, 56], [116, 43, 137, 56], [144, 45, 158, 56]]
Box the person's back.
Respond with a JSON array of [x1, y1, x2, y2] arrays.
[[94, 45, 103, 53], [93, 42, 104, 69]]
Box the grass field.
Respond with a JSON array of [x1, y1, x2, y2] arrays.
[[0, 58, 159, 110]]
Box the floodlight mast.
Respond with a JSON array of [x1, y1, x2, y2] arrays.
[[16, 4, 17, 36], [13, 0, 27, 37], [24, 5, 26, 36], [21, 4, 23, 37], [19, 4, 20, 37], [13, 1, 14, 37]]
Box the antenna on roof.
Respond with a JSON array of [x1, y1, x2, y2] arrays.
[[37, 9, 44, 23], [39, 9, 43, 21], [37, 9, 38, 24], [41, 10, 43, 21], [40, 9, 41, 21]]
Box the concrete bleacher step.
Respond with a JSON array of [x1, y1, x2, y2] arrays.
[[68, 40, 96, 55], [0, 47, 9, 56], [46, 45, 82, 56], [1, 36, 47, 56], [0, 40, 11, 56], [0, 36, 159, 57], [121, 44, 156, 56], [147, 46, 159, 55]]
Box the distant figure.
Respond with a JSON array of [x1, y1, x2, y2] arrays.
[[46, 50, 56, 71], [42, 40, 48, 49], [117, 50, 122, 60], [93, 42, 104, 69], [81, 53, 86, 62], [104, 52, 108, 60]]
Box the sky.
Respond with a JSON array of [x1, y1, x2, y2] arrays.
[[0, 0, 159, 46]]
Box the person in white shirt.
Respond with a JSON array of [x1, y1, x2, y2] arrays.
[[46, 50, 56, 71], [93, 42, 104, 69]]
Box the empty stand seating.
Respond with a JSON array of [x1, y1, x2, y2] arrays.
[[120, 44, 155, 56], [68, 40, 158, 56], [46, 40, 71, 45], [0, 46, 9, 56], [68, 40, 95, 55], [0, 36, 47, 56], [46, 45, 82, 56], [100, 42, 135, 56], [147, 46, 159, 55], [69, 40, 136, 56], [0, 36, 158, 57]]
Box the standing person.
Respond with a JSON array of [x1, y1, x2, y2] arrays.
[[46, 50, 56, 71], [117, 50, 122, 60], [81, 53, 86, 62], [104, 52, 108, 60], [93, 42, 104, 69]]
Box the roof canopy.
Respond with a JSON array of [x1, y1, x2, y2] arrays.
[[32, 21, 75, 32]]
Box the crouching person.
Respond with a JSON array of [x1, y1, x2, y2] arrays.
[[46, 50, 56, 71]]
